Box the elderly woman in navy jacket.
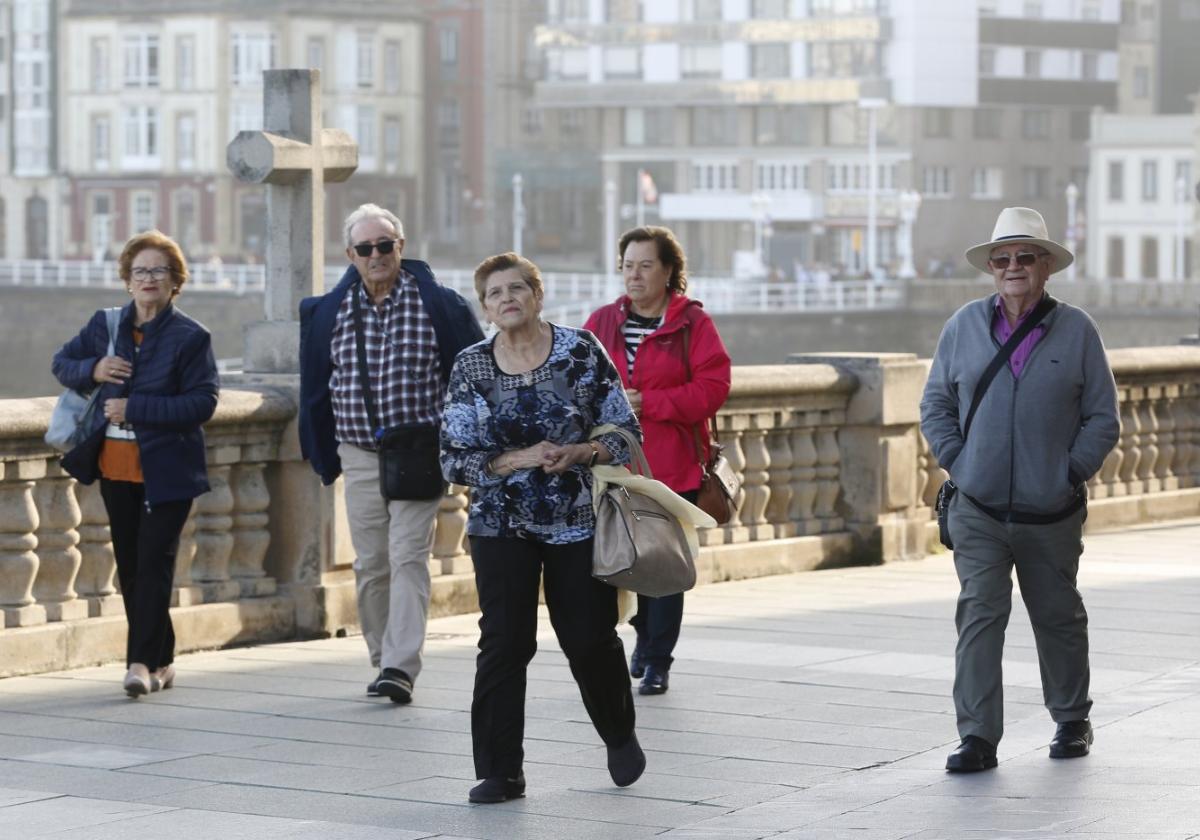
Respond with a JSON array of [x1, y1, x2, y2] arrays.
[[52, 230, 218, 698]]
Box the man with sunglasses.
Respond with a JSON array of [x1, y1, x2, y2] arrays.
[[299, 203, 483, 704], [920, 206, 1119, 774]]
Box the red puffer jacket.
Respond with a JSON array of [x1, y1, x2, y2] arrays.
[[584, 293, 731, 493]]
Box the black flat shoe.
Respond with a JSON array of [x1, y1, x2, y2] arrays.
[[468, 773, 526, 804], [366, 672, 382, 697], [945, 735, 998, 773], [1049, 719, 1093, 759], [638, 665, 668, 696], [629, 645, 646, 679], [607, 733, 646, 787], [376, 668, 413, 704]]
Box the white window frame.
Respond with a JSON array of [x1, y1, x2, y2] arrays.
[[922, 165, 953, 198], [357, 32, 374, 88], [384, 40, 401, 93], [130, 190, 157, 234], [231, 31, 276, 87], [121, 105, 160, 169], [176, 35, 195, 90], [691, 160, 739, 193], [91, 114, 110, 171], [970, 166, 1003, 199], [176, 112, 196, 171], [123, 33, 159, 88], [90, 37, 110, 92]]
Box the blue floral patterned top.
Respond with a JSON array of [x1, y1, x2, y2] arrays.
[[440, 324, 640, 544]]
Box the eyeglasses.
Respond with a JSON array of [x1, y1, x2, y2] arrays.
[[352, 239, 399, 257], [988, 252, 1043, 270], [130, 266, 172, 282]]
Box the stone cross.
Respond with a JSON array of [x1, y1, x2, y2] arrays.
[[226, 69, 358, 374]]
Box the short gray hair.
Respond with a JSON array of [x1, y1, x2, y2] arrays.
[[343, 203, 404, 248]]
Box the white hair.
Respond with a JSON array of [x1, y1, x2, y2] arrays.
[[343, 203, 404, 247]]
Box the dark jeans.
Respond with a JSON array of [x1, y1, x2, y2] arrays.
[[100, 480, 191, 670], [629, 488, 697, 671], [469, 535, 635, 780]]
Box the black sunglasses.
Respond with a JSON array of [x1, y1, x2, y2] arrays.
[[988, 252, 1042, 270], [352, 239, 399, 257]]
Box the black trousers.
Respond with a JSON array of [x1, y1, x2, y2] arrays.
[[629, 488, 696, 670], [469, 535, 635, 780], [100, 480, 192, 670]]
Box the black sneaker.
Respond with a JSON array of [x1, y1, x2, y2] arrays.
[[375, 668, 413, 704], [468, 773, 526, 804]]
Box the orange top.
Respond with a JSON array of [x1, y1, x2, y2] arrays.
[[98, 329, 142, 483]]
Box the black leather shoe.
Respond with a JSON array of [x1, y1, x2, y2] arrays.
[[639, 665, 668, 695], [629, 644, 646, 679], [468, 773, 526, 804], [1049, 719, 1093, 759], [376, 668, 413, 704], [366, 672, 382, 697], [607, 733, 646, 787], [945, 735, 998, 773]]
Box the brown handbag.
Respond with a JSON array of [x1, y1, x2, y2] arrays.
[[681, 324, 738, 525]]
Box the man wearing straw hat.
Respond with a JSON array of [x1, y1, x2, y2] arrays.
[[920, 207, 1120, 773]]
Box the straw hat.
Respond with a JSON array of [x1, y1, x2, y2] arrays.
[[964, 206, 1074, 274]]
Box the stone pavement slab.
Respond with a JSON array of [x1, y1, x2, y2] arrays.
[[0, 519, 1197, 839]]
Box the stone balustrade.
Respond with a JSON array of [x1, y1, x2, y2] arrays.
[[3, 345, 1199, 677]]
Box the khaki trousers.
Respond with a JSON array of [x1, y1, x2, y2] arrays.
[[948, 490, 1092, 746], [339, 443, 440, 680]]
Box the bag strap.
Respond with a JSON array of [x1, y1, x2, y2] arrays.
[[962, 294, 1057, 442], [104, 307, 120, 356], [351, 282, 382, 441], [590, 423, 652, 477], [680, 320, 720, 468]]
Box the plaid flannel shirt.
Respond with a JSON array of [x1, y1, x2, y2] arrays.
[[329, 270, 443, 449]]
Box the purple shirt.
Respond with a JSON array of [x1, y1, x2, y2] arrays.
[[992, 297, 1045, 379]]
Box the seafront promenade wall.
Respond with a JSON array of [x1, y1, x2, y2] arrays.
[[1, 346, 1198, 676]]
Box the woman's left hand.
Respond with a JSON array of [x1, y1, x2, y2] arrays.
[[103, 398, 128, 424], [542, 442, 592, 474]]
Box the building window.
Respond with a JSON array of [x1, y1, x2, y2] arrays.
[[90, 37, 110, 92], [1106, 236, 1124, 278], [1141, 236, 1158, 279], [603, 46, 640, 79], [521, 106, 543, 135], [173, 35, 195, 90], [681, 44, 722, 79], [307, 37, 325, 74], [176, 113, 196, 170], [1142, 160, 1158, 201], [384, 40, 401, 93], [1069, 110, 1090, 141], [229, 101, 261, 138], [1024, 1, 1043, 17], [437, 100, 460, 147], [231, 32, 275, 87], [383, 117, 401, 174], [1021, 109, 1050, 139], [1081, 51, 1098, 81], [1082, 0, 1102, 19], [1133, 66, 1150, 98], [972, 109, 1002, 139], [692, 107, 738, 146], [979, 0, 997, 13], [971, 167, 1003, 199], [691, 161, 739, 192], [756, 161, 809, 192], [922, 166, 953, 197], [560, 109, 584, 136], [439, 28, 458, 67], [123, 34, 159, 88], [624, 107, 675, 146], [1108, 161, 1124, 201], [357, 32, 374, 87], [91, 115, 110, 170], [923, 108, 952, 139], [122, 105, 159, 167], [553, 48, 588, 80], [751, 44, 789, 78], [556, 0, 589, 21], [1176, 160, 1193, 202], [686, 0, 723, 19], [752, 0, 789, 16], [1023, 166, 1049, 200], [755, 106, 808, 145], [978, 47, 995, 76], [130, 191, 157, 234], [1023, 49, 1042, 78], [357, 106, 376, 158]]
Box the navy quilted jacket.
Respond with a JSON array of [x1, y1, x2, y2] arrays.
[[52, 302, 219, 505]]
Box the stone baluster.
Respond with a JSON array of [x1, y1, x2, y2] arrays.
[[172, 507, 202, 607], [764, 416, 795, 539], [434, 485, 472, 575], [814, 422, 842, 531], [0, 460, 45, 627], [916, 432, 944, 511], [74, 480, 121, 616], [191, 464, 239, 602], [1114, 393, 1140, 497], [721, 420, 750, 544], [230, 462, 276, 597], [789, 424, 818, 535], [1093, 445, 1121, 500], [1175, 388, 1198, 488], [31, 465, 87, 622], [1136, 389, 1160, 494], [1155, 389, 1177, 491], [740, 417, 773, 541]]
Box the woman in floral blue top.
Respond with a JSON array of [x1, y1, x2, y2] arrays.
[[441, 252, 646, 804]]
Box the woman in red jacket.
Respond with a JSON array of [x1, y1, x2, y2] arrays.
[[584, 226, 731, 695]]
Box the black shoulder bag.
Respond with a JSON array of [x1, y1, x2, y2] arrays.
[[936, 295, 1057, 549], [352, 282, 445, 501]]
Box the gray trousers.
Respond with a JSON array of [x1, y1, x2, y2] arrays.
[[339, 444, 440, 680], [948, 490, 1092, 746]]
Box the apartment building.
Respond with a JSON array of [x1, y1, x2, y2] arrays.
[[532, 0, 1120, 276], [60, 0, 424, 263]]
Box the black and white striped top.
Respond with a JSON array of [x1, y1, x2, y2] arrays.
[[622, 311, 663, 375]]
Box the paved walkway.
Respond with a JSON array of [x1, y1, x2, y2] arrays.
[[0, 521, 1198, 840]]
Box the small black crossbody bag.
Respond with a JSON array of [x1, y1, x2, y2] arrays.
[[936, 295, 1057, 549], [351, 282, 445, 501]]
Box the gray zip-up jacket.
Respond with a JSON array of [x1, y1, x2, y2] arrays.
[[920, 294, 1119, 515]]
